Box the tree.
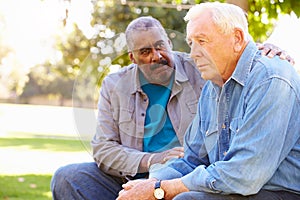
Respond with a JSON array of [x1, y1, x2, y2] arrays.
[[227, 0, 300, 41], [23, 0, 298, 107]]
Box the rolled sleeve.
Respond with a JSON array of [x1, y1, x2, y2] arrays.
[[181, 165, 219, 193]]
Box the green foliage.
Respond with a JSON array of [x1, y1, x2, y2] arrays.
[[21, 0, 299, 105], [21, 64, 74, 105], [247, 0, 300, 42]]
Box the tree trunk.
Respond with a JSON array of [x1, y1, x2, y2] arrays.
[[226, 0, 249, 12]]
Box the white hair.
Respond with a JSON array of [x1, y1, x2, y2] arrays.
[[184, 2, 252, 41]]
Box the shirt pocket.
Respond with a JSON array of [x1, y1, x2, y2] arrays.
[[186, 100, 198, 114], [200, 120, 218, 155], [118, 108, 135, 135], [229, 117, 243, 138]]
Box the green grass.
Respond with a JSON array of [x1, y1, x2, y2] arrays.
[[0, 104, 94, 199], [0, 136, 90, 200], [0, 136, 90, 152], [0, 174, 52, 200]]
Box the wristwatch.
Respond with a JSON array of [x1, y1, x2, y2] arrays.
[[153, 180, 165, 200]]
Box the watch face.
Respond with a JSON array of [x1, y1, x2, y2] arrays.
[[154, 188, 165, 199]]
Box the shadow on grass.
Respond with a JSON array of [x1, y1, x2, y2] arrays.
[[0, 137, 90, 152], [0, 174, 52, 200]]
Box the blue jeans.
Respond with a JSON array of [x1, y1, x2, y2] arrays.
[[50, 162, 124, 200], [173, 190, 300, 200], [51, 162, 300, 200]]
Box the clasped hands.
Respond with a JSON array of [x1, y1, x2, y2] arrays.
[[117, 178, 157, 200], [117, 147, 184, 200]]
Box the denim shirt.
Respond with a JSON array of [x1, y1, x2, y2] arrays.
[[150, 41, 300, 195], [91, 51, 205, 177]]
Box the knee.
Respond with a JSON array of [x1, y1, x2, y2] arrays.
[[51, 162, 98, 192], [50, 163, 78, 191], [50, 166, 72, 191]]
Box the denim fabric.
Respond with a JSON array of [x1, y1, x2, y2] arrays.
[[51, 162, 123, 200], [173, 190, 300, 200], [150, 41, 300, 196]]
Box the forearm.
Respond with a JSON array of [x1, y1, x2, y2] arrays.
[[92, 138, 146, 177], [161, 178, 189, 200]]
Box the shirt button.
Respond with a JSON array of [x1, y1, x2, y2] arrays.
[[222, 124, 226, 129], [141, 113, 145, 117], [223, 151, 227, 156], [205, 130, 209, 136]]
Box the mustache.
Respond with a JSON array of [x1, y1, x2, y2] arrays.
[[150, 59, 169, 70]]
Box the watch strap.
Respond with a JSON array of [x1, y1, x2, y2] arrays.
[[154, 180, 162, 189]]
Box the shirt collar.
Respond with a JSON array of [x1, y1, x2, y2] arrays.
[[231, 41, 258, 86]]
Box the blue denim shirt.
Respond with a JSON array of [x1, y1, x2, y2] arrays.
[[150, 41, 300, 195]]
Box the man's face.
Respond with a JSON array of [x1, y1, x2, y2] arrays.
[[129, 28, 175, 85], [186, 11, 235, 84]]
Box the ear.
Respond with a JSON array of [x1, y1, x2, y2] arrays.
[[128, 52, 137, 63], [233, 28, 244, 52]]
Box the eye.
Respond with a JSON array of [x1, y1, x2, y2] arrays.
[[155, 42, 166, 50], [187, 40, 192, 47], [197, 39, 206, 45], [139, 48, 151, 56]]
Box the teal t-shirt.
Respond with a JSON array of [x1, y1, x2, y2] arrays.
[[140, 71, 181, 153]]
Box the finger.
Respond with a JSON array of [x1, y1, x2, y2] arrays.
[[170, 146, 184, 152], [118, 189, 125, 197], [266, 48, 280, 58], [168, 150, 184, 157], [168, 147, 184, 155], [278, 52, 295, 65], [261, 48, 271, 56], [165, 148, 184, 158], [163, 155, 181, 162], [278, 50, 287, 59], [259, 43, 280, 57], [256, 42, 264, 50], [122, 180, 139, 190], [122, 183, 133, 190], [288, 57, 295, 66]]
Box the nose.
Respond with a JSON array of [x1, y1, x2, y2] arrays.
[[190, 42, 197, 59], [190, 42, 204, 60], [151, 48, 162, 62]]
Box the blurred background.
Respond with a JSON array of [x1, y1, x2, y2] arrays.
[[0, 0, 299, 199]]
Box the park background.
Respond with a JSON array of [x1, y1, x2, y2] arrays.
[[0, 0, 299, 199]]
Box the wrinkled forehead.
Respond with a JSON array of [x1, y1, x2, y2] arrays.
[[186, 11, 215, 39], [127, 27, 169, 51]]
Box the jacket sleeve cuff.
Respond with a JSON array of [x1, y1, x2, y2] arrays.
[[181, 165, 218, 193]]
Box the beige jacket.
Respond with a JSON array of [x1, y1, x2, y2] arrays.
[[91, 51, 205, 177]]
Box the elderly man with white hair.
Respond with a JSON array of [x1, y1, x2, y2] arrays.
[[117, 2, 300, 200]]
